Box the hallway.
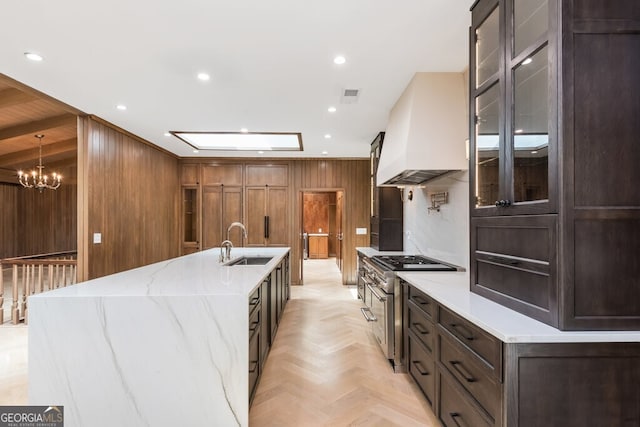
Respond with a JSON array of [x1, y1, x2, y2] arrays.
[[249, 258, 438, 426]]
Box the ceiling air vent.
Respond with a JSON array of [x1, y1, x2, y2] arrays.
[[341, 88, 360, 104]]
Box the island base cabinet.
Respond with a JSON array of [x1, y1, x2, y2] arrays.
[[407, 331, 436, 406]]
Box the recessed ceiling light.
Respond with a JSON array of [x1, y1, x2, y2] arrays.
[[258, 151, 264, 154], [522, 57, 533, 65], [333, 56, 346, 65], [322, 151, 328, 156], [531, 150, 538, 154], [324, 134, 332, 139], [240, 128, 248, 133], [164, 132, 171, 137], [197, 73, 210, 81], [116, 104, 127, 111], [515, 129, 524, 133], [193, 149, 199, 153], [327, 106, 337, 113], [24, 52, 43, 61]]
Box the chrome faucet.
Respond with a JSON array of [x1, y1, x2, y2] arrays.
[[220, 240, 233, 262], [227, 222, 248, 241]]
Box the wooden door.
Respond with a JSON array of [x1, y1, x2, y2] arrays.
[[246, 187, 266, 246], [202, 186, 243, 249], [265, 187, 288, 247], [202, 186, 223, 250], [223, 187, 244, 246], [336, 191, 343, 270]]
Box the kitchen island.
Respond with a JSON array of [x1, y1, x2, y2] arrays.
[[28, 247, 290, 427]]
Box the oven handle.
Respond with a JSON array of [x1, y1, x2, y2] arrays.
[[367, 284, 387, 302], [360, 307, 377, 322]]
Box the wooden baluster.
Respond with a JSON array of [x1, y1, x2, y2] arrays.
[[12, 265, 20, 324], [62, 264, 67, 287], [20, 265, 28, 322], [37, 264, 44, 294], [71, 264, 77, 285], [47, 264, 54, 291]]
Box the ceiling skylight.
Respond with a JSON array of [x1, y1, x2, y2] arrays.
[[171, 131, 303, 151]]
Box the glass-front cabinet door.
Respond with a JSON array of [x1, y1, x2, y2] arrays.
[[471, 0, 555, 215]]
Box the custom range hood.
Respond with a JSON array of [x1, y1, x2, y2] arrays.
[[377, 72, 468, 186]]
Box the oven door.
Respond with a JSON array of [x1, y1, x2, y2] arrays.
[[363, 283, 393, 360]]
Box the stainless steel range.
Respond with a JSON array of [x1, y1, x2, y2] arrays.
[[359, 254, 457, 372]]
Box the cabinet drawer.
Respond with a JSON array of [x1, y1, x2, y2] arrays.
[[439, 331, 501, 422], [249, 328, 260, 403], [408, 300, 435, 354], [439, 369, 493, 427], [407, 286, 435, 319], [249, 287, 261, 316], [438, 307, 502, 380], [408, 331, 436, 406], [249, 305, 260, 338]]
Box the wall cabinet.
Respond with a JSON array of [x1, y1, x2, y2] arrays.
[[202, 186, 243, 249], [403, 281, 640, 427], [370, 132, 403, 251], [469, 0, 640, 330]]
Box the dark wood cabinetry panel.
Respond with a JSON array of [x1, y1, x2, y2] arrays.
[[505, 343, 640, 427], [471, 0, 640, 330], [370, 132, 403, 251]]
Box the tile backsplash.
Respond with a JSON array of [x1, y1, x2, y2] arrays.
[[402, 170, 470, 269]]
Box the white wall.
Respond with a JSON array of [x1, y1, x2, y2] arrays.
[[402, 170, 470, 270]]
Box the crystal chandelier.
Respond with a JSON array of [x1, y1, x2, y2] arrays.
[[17, 134, 62, 191]]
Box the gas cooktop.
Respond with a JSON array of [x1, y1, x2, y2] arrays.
[[371, 255, 457, 272]]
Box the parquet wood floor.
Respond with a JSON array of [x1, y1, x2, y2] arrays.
[[249, 258, 440, 427]]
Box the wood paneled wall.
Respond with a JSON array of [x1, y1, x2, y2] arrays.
[[292, 159, 370, 285], [0, 162, 76, 259], [78, 117, 180, 280], [180, 158, 370, 285], [0, 184, 18, 259]]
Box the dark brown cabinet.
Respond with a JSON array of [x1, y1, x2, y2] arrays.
[[370, 132, 403, 251], [402, 281, 640, 427], [250, 254, 290, 406], [469, 0, 640, 330]]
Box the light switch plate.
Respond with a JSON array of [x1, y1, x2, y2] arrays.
[[356, 227, 367, 235], [93, 233, 102, 244]]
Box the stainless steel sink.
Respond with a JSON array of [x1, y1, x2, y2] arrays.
[[225, 256, 273, 266]]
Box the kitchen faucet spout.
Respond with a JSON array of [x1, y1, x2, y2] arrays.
[[227, 222, 248, 241]]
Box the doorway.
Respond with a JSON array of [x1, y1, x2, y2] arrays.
[[300, 190, 344, 285]]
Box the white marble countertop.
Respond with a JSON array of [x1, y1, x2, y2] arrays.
[[356, 247, 408, 257], [399, 271, 640, 344], [28, 247, 290, 427], [30, 247, 290, 298]]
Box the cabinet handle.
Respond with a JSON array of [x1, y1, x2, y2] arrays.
[[412, 322, 429, 335], [248, 361, 259, 374], [449, 361, 476, 383], [249, 321, 260, 333], [360, 307, 377, 322], [264, 216, 268, 239], [412, 361, 430, 376], [450, 413, 468, 427], [450, 323, 475, 341], [413, 295, 430, 307], [494, 199, 512, 207]]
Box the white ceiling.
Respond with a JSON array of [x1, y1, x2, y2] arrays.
[[1, 0, 472, 158]]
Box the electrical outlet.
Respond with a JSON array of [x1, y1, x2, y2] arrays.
[[356, 227, 367, 235], [93, 233, 102, 244]]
